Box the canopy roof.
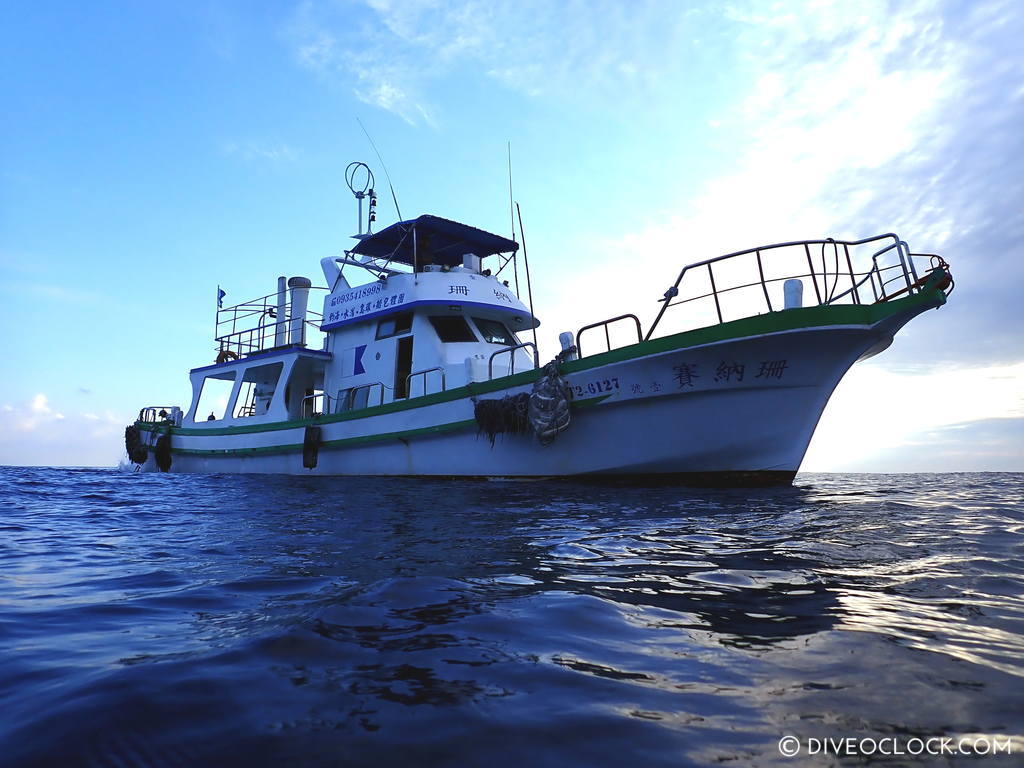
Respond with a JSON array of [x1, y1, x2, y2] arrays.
[[350, 215, 518, 267]]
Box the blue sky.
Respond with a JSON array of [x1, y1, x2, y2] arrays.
[[1, 0, 1021, 470]]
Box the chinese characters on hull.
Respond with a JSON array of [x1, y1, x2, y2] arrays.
[[755, 360, 788, 379], [673, 363, 699, 388], [669, 358, 790, 390], [714, 361, 745, 383]]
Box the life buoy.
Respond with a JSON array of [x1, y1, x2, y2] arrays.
[[216, 349, 239, 364]]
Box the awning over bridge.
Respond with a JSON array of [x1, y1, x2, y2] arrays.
[[350, 215, 518, 267]]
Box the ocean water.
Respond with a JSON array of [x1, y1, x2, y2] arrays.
[[1, 468, 1022, 767]]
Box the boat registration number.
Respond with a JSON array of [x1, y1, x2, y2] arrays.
[[569, 377, 619, 398]]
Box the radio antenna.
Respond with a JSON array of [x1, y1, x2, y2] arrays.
[[356, 117, 402, 221], [516, 202, 538, 354], [507, 141, 521, 295], [507, 141, 515, 243]]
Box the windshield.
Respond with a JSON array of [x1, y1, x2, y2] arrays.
[[429, 315, 477, 343], [472, 317, 516, 345]]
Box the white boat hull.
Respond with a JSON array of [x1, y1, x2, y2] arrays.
[[134, 291, 941, 485]]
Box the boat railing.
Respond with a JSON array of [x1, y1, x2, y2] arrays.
[[138, 406, 181, 425], [576, 314, 643, 358], [301, 391, 331, 418], [406, 367, 446, 398], [214, 288, 327, 359], [488, 342, 539, 380], [642, 233, 941, 342], [334, 382, 386, 412]]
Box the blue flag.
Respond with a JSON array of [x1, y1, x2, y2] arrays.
[[217, 287, 226, 309]]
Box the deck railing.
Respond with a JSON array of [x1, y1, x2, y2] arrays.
[[488, 342, 539, 380], [138, 406, 181, 424], [644, 234, 937, 342], [572, 234, 947, 359], [576, 314, 643, 359], [214, 288, 327, 360], [334, 382, 386, 413], [406, 367, 446, 398]]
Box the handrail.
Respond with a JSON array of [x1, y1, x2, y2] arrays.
[[214, 286, 328, 359], [644, 233, 943, 341], [488, 342, 539, 380], [336, 381, 385, 412], [576, 314, 642, 358], [405, 366, 446, 398], [301, 391, 327, 418], [139, 406, 180, 423]]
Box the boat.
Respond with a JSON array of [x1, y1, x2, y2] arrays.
[[125, 162, 953, 485]]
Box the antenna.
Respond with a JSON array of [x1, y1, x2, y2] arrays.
[[506, 142, 521, 295], [357, 117, 403, 221], [345, 161, 375, 236], [515, 202, 539, 355], [507, 141, 515, 243]]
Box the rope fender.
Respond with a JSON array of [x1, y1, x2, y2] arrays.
[[124, 425, 148, 465], [474, 346, 575, 447], [155, 432, 172, 472], [303, 425, 322, 469]]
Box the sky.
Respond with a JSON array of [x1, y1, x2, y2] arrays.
[[1, 0, 1021, 471]]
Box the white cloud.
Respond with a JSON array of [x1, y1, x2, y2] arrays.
[[287, 0, 704, 124], [805, 361, 1024, 470], [222, 141, 297, 163], [0, 397, 128, 466]]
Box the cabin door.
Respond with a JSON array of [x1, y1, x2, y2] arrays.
[[394, 335, 413, 399]]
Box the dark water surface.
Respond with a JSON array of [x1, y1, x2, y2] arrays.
[[1, 468, 1022, 766]]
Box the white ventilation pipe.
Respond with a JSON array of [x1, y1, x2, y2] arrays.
[[288, 276, 312, 346], [784, 279, 804, 310], [274, 276, 288, 347]]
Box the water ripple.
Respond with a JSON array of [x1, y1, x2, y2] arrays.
[[0, 468, 1022, 766]]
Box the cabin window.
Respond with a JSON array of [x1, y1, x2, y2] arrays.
[[232, 363, 283, 418], [428, 315, 477, 343], [472, 317, 516, 345], [196, 372, 236, 421], [376, 311, 413, 340]]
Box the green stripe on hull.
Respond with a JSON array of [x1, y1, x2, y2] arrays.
[[158, 395, 611, 458], [167, 417, 478, 457]]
